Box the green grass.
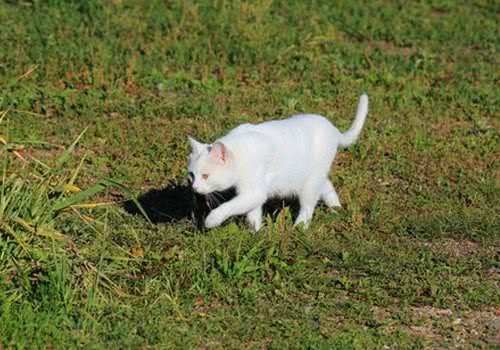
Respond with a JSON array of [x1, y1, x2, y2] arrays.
[[0, 0, 498, 348]]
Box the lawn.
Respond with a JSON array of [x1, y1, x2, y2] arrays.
[[0, 0, 498, 348]]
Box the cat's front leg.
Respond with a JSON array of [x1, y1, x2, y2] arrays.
[[204, 208, 227, 228], [205, 192, 266, 229], [246, 206, 262, 231]]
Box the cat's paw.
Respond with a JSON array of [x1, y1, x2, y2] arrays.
[[322, 191, 341, 207], [293, 215, 311, 229], [205, 211, 225, 228], [248, 218, 262, 232]]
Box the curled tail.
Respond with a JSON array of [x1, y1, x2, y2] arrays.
[[339, 93, 369, 148]]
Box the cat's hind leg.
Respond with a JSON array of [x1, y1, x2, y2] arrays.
[[246, 206, 262, 231], [294, 178, 323, 228], [321, 180, 341, 207]]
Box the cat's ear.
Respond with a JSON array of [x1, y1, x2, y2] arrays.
[[209, 142, 227, 163], [188, 136, 204, 154]]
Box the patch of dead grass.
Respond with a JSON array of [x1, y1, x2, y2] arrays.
[[424, 239, 479, 258], [373, 304, 500, 347]]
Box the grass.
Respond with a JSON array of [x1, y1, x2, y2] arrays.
[[0, 0, 498, 348]]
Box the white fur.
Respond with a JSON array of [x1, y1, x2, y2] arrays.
[[188, 94, 368, 231]]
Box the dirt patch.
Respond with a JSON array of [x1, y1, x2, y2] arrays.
[[431, 119, 473, 138], [408, 305, 500, 347], [379, 40, 415, 59], [367, 39, 416, 60], [431, 9, 447, 17], [371, 305, 500, 347], [424, 239, 479, 257], [241, 337, 273, 350], [406, 306, 452, 339], [412, 305, 453, 318], [372, 306, 392, 323], [458, 308, 500, 346], [487, 267, 500, 280]]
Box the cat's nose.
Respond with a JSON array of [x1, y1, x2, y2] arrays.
[[192, 183, 199, 191]]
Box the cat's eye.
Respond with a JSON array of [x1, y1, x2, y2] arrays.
[[201, 174, 209, 180], [188, 172, 194, 181]]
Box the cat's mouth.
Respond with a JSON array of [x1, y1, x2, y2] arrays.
[[191, 186, 208, 195]]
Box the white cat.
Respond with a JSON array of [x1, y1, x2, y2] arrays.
[[188, 94, 368, 231]]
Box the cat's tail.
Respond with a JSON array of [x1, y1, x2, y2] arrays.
[[338, 93, 369, 148]]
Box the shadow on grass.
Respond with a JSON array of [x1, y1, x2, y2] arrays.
[[123, 184, 300, 229], [123, 184, 207, 229]]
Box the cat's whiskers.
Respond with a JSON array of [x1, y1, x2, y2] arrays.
[[211, 191, 225, 205], [211, 192, 223, 208], [205, 193, 214, 210], [206, 192, 221, 210]]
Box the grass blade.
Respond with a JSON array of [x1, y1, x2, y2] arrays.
[[100, 177, 153, 225], [53, 182, 107, 211], [56, 127, 88, 167]]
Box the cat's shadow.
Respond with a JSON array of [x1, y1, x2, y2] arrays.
[[123, 183, 300, 229]]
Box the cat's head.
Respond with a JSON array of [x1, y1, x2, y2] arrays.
[[187, 137, 236, 194]]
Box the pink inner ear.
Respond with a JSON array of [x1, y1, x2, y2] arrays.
[[210, 143, 226, 162]]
